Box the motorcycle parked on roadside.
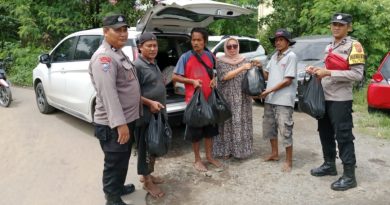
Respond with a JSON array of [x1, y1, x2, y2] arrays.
[[0, 57, 12, 107]]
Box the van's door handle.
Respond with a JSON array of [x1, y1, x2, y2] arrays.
[[60, 68, 65, 73]]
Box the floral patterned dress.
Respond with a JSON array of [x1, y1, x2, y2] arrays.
[[213, 59, 253, 159]]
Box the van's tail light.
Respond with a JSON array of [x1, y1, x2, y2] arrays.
[[372, 72, 384, 82]]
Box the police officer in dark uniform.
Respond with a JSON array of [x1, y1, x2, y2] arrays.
[[89, 14, 141, 205], [306, 13, 365, 191]]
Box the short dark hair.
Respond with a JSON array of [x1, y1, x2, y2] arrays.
[[190, 27, 209, 44]]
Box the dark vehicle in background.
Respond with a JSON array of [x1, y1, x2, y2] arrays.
[[367, 51, 390, 112], [291, 36, 332, 84], [291, 36, 332, 110]]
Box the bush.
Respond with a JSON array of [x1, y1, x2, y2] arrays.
[[1, 42, 47, 86]]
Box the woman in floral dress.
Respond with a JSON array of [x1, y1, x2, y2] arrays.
[[213, 37, 258, 159]]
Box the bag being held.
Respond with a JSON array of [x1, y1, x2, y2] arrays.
[[183, 88, 214, 127], [147, 112, 172, 157], [208, 88, 232, 124], [298, 74, 326, 119], [242, 66, 266, 96]]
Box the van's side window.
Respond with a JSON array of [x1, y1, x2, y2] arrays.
[[239, 40, 251, 53], [52, 37, 77, 62], [74, 35, 103, 61]]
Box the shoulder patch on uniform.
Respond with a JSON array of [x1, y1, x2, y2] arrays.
[[348, 41, 365, 65], [98, 56, 112, 72], [99, 56, 112, 64]]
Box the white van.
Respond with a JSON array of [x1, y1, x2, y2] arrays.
[[33, 0, 251, 123]]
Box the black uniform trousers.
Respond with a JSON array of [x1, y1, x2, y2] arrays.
[[318, 100, 356, 166], [95, 122, 135, 197]]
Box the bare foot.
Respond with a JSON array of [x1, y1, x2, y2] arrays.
[[207, 157, 223, 168], [264, 154, 279, 161], [140, 175, 164, 184], [282, 162, 292, 172], [143, 182, 164, 198], [193, 161, 208, 172]]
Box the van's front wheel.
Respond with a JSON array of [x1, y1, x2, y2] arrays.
[[35, 82, 55, 114]]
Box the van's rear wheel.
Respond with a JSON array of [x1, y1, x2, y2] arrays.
[[35, 82, 55, 114]]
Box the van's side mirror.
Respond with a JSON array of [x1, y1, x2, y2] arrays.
[[39, 54, 51, 68]]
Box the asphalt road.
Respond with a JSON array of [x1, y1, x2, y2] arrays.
[[0, 87, 146, 205]]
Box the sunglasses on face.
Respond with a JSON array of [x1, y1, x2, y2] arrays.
[[227, 44, 238, 50]]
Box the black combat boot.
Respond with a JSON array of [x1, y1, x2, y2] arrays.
[[120, 184, 135, 196], [105, 195, 129, 205], [310, 161, 337, 176], [331, 165, 357, 191]]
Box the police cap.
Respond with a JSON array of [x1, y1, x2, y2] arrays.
[[103, 14, 128, 29], [331, 13, 352, 24]]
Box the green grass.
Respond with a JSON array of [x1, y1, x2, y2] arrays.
[[353, 86, 390, 140]]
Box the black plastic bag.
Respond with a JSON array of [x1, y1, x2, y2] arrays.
[[183, 88, 214, 127], [298, 74, 326, 119], [147, 112, 172, 157], [208, 88, 232, 124], [242, 67, 265, 96]]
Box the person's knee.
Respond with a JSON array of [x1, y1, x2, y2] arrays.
[[336, 122, 355, 143]]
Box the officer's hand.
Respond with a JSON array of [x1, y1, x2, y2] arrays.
[[314, 69, 331, 79], [117, 124, 130, 144], [192, 79, 202, 88], [150, 101, 165, 113]]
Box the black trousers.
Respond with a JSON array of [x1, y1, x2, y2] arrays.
[[135, 123, 155, 176], [95, 122, 134, 197], [318, 101, 356, 166]]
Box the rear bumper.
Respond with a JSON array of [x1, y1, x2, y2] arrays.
[[166, 101, 186, 114], [166, 101, 185, 125]]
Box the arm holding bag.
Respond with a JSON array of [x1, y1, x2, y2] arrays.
[[208, 88, 232, 124], [298, 74, 326, 119], [147, 112, 172, 157], [183, 88, 214, 127], [242, 67, 266, 96]]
